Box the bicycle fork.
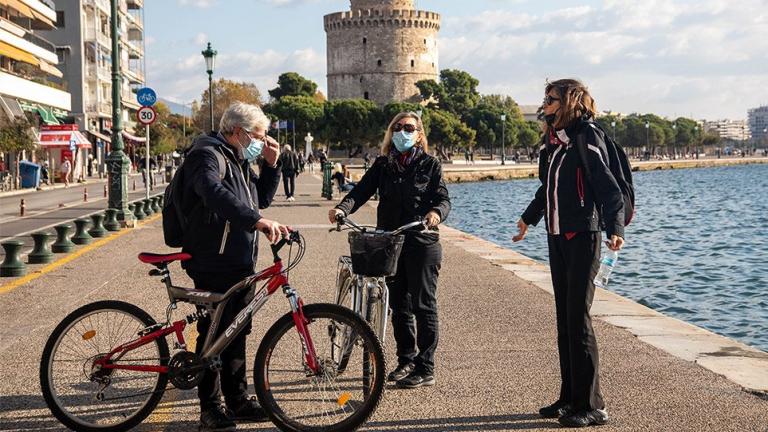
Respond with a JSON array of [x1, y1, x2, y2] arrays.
[[285, 285, 320, 374]]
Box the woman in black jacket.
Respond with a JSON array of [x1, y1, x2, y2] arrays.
[[328, 111, 451, 389], [513, 79, 625, 428]]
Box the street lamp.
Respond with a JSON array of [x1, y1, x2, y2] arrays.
[[672, 123, 677, 158], [645, 121, 650, 156], [202, 42, 217, 132], [611, 121, 616, 142], [500, 113, 507, 165]]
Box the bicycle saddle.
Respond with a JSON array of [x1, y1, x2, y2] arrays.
[[138, 252, 192, 265]]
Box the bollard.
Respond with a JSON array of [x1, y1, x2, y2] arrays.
[[157, 195, 164, 208], [20, 199, 25, 217], [88, 214, 108, 238], [133, 201, 145, 220], [104, 208, 120, 231], [103, 184, 107, 198], [83, 187, 88, 202], [151, 196, 160, 213], [52, 225, 75, 253], [28, 232, 54, 264], [142, 199, 153, 216], [71, 219, 93, 245], [0, 241, 26, 277]]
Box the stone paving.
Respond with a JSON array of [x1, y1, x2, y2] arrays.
[[0, 173, 766, 431]]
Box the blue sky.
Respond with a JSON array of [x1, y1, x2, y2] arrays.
[[145, 0, 768, 120]]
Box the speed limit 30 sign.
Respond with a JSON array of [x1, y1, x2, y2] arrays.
[[137, 106, 157, 125]]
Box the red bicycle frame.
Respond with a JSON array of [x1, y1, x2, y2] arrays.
[[94, 257, 320, 375]]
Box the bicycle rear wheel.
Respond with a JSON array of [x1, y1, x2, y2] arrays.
[[332, 264, 357, 372], [254, 303, 385, 432], [40, 301, 169, 432]]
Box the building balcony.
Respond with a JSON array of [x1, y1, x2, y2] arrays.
[[82, 0, 110, 16], [86, 101, 112, 117], [124, 11, 143, 29], [19, 0, 57, 30], [0, 26, 58, 64], [124, 67, 144, 84], [86, 63, 111, 82], [84, 27, 111, 50], [0, 70, 70, 111], [127, 0, 143, 10], [121, 90, 140, 109]]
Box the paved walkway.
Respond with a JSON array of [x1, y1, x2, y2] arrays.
[[0, 173, 766, 431]]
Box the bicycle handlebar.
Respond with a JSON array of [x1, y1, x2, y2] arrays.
[[332, 214, 429, 236]]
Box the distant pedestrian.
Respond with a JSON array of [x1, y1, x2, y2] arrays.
[[298, 152, 305, 173], [464, 148, 470, 164], [469, 148, 475, 164], [307, 153, 316, 173], [279, 144, 299, 201], [513, 79, 625, 428], [60, 158, 71, 187]]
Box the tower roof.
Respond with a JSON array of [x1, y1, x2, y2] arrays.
[[350, 0, 414, 11]]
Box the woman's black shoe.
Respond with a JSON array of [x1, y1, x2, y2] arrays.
[[539, 400, 571, 418], [199, 405, 236, 432], [225, 395, 269, 422], [396, 371, 435, 388], [558, 409, 609, 427], [387, 363, 415, 382]]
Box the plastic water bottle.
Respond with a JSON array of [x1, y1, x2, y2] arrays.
[[594, 249, 618, 288]]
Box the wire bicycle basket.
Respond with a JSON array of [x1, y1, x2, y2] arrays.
[[348, 231, 405, 277]]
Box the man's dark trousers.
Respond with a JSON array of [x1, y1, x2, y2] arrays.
[[387, 242, 441, 375], [282, 172, 296, 198], [189, 269, 254, 408], [547, 232, 605, 411]]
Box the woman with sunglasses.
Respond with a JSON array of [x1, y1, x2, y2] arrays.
[[328, 111, 451, 389], [513, 79, 625, 428]]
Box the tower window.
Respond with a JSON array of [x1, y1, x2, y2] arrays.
[[363, 37, 367, 44], [377, 59, 382, 67], [364, 91, 370, 100], [359, 76, 363, 83], [411, 59, 415, 67], [424, 38, 427, 44]]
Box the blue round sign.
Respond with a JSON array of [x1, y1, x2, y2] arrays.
[[136, 87, 157, 107]]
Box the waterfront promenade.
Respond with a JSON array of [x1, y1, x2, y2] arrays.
[[0, 173, 766, 431]]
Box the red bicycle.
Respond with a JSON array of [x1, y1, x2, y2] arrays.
[[39, 230, 385, 432]]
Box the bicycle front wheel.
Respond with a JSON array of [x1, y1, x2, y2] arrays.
[[40, 301, 169, 432], [254, 303, 385, 432]]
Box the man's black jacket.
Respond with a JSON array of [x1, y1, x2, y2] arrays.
[[335, 152, 451, 246], [180, 133, 281, 273], [521, 121, 625, 239]]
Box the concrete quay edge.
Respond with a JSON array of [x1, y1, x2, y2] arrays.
[[437, 224, 768, 398]]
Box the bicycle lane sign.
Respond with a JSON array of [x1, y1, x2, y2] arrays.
[[137, 87, 157, 107]]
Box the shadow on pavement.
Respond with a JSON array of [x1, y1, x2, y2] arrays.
[[359, 413, 559, 431]]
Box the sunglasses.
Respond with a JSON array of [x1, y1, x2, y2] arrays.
[[544, 95, 561, 106], [393, 123, 419, 133]]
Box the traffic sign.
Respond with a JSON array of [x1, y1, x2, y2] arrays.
[[136, 87, 157, 107], [137, 106, 157, 125]]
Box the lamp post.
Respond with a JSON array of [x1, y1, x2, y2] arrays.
[[105, 0, 133, 226], [500, 113, 507, 165], [611, 121, 616, 142], [694, 125, 700, 159], [202, 42, 217, 132], [645, 121, 650, 156], [672, 123, 677, 158]]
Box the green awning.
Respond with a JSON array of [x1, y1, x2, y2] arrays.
[[35, 106, 60, 125]]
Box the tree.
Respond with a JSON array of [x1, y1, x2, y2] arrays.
[[322, 99, 383, 150], [268, 72, 319, 101], [193, 79, 262, 132], [479, 94, 523, 120], [416, 69, 480, 119], [426, 109, 475, 158], [518, 121, 541, 150], [134, 103, 184, 155], [265, 95, 325, 144], [0, 116, 35, 154]]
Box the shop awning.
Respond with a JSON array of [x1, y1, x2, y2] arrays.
[[37, 125, 92, 149], [0, 40, 39, 66], [88, 129, 111, 143], [0, 96, 25, 119], [36, 105, 60, 125], [3, 0, 34, 19], [122, 130, 147, 143]]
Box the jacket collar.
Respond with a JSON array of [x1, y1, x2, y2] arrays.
[[213, 131, 242, 162]]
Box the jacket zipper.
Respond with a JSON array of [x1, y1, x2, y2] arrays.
[[577, 167, 585, 207], [219, 221, 230, 254]]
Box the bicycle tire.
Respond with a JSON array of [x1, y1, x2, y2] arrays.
[[40, 301, 169, 432], [333, 266, 357, 372], [254, 303, 386, 432]]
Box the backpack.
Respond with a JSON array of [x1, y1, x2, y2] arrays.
[[162, 144, 228, 248], [575, 121, 635, 226]]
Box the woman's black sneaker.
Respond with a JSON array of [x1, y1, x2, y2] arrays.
[[199, 404, 236, 432], [225, 395, 269, 422], [387, 363, 415, 382], [558, 409, 609, 427], [396, 371, 435, 389], [539, 400, 571, 418]]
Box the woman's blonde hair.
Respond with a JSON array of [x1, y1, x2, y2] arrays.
[[544, 79, 597, 131], [380, 112, 428, 155]]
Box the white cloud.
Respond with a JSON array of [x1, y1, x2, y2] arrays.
[[194, 32, 208, 45], [177, 0, 216, 8], [437, 0, 768, 119]]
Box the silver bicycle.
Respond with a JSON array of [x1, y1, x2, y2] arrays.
[[330, 216, 428, 366]]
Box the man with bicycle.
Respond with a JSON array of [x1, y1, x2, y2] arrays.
[[179, 102, 289, 432]]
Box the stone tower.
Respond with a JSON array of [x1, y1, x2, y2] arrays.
[[324, 0, 441, 105]]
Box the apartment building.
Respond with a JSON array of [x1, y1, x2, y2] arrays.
[[40, 0, 145, 168], [704, 119, 751, 142], [748, 105, 768, 143]]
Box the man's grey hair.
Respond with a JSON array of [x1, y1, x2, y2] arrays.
[[219, 102, 270, 134]]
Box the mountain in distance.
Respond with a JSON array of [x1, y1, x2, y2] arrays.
[[158, 98, 192, 116]]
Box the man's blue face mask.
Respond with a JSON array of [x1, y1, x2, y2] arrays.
[[241, 128, 265, 162]]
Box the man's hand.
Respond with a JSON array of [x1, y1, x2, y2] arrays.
[[262, 136, 280, 167], [512, 219, 528, 242], [425, 211, 441, 228], [607, 235, 625, 251], [328, 208, 345, 224], [255, 218, 290, 244]]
